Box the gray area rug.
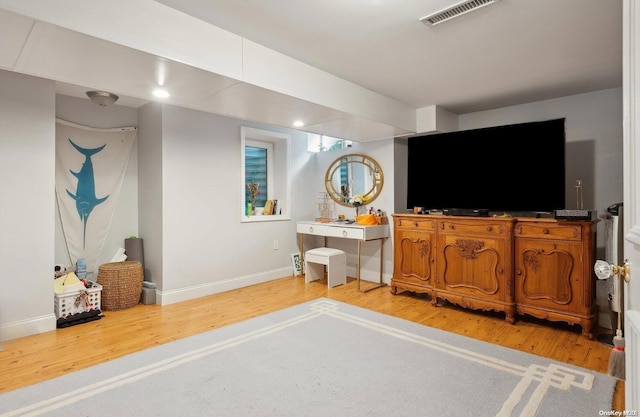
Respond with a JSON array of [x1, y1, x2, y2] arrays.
[[0, 298, 616, 417]]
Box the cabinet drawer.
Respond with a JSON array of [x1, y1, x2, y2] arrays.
[[438, 220, 509, 236], [514, 223, 582, 241], [395, 217, 436, 231]]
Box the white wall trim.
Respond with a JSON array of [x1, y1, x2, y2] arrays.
[[622, 0, 639, 409], [0, 314, 56, 342], [155, 265, 392, 307], [157, 268, 292, 306], [627, 310, 640, 410]]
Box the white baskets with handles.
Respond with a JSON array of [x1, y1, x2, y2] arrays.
[[54, 281, 102, 320]]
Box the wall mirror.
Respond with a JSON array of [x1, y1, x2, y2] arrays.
[[325, 154, 384, 207]]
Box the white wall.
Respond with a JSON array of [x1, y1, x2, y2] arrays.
[[0, 71, 57, 340], [137, 102, 164, 288], [146, 104, 319, 304]]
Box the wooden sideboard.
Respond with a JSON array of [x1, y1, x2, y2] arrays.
[[391, 214, 599, 338]]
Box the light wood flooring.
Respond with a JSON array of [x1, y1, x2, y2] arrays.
[[0, 276, 625, 410]]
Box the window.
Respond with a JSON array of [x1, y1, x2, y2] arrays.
[[245, 141, 271, 208], [307, 133, 352, 152], [241, 127, 291, 222]]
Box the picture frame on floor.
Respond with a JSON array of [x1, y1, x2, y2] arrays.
[[291, 252, 302, 276]]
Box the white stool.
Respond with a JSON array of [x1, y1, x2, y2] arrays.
[[305, 248, 347, 288]]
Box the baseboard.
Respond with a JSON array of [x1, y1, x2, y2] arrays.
[[0, 267, 390, 342], [157, 267, 292, 305], [0, 313, 57, 342]]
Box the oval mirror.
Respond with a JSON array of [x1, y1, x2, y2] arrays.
[[325, 154, 384, 207]]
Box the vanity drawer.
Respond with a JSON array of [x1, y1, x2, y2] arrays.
[[297, 223, 329, 236], [395, 217, 436, 231], [514, 222, 582, 241], [297, 223, 365, 240], [325, 226, 365, 239], [298, 221, 388, 241]]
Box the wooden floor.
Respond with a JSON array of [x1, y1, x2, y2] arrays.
[[0, 276, 624, 410]]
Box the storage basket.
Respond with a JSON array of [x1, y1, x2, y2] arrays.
[[54, 281, 102, 319], [97, 261, 143, 311]]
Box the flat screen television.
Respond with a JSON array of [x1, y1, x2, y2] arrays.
[[407, 118, 566, 214]]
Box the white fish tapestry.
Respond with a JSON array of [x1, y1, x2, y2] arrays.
[[55, 119, 136, 276]]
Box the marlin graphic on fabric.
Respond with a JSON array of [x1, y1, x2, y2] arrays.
[[66, 139, 109, 249]]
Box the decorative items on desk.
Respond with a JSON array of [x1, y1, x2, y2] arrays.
[[356, 214, 378, 225], [316, 192, 335, 222], [350, 194, 367, 219], [356, 208, 387, 225]]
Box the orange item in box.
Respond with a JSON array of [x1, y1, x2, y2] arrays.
[[356, 214, 379, 225]]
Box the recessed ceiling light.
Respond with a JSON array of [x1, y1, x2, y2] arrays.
[[293, 120, 305, 127], [152, 88, 170, 98]]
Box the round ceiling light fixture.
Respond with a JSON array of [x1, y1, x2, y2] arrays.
[[86, 90, 119, 107]]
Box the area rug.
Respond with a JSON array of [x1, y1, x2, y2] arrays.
[[0, 298, 616, 417]]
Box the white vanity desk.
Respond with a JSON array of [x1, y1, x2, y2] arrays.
[[296, 221, 389, 292]]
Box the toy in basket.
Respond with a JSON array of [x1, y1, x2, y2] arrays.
[[54, 272, 102, 328]]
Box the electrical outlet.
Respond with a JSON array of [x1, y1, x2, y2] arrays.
[[273, 240, 279, 250]]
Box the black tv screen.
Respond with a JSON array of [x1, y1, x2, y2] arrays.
[[407, 118, 566, 214]]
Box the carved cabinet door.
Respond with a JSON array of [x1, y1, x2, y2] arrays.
[[514, 239, 585, 314], [394, 230, 434, 285], [435, 231, 510, 302], [391, 217, 436, 294]]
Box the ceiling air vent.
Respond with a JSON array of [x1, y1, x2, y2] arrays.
[[420, 0, 501, 27]]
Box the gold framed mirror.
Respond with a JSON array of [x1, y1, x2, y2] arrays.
[[325, 154, 384, 207]]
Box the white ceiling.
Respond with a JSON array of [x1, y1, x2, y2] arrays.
[[156, 0, 623, 113], [0, 0, 623, 141]]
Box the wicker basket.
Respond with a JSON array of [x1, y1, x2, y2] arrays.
[[97, 261, 143, 311]]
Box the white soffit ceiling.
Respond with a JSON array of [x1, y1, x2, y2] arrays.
[[0, 1, 415, 141], [155, 0, 622, 112], [0, 0, 623, 141]]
